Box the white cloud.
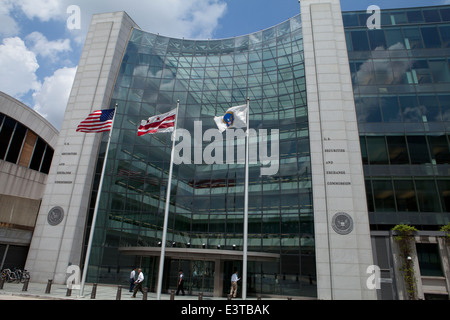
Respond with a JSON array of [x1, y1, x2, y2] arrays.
[[2, 0, 227, 40], [32, 66, 77, 130], [25, 31, 71, 60], [0, 14, 20, 37], [0, 37, 41, 98], [14, 0, 65, 22]]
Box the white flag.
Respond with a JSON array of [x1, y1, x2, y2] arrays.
[[214, 104, 248, 133]]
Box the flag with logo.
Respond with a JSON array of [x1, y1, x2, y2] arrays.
[[76, 109, 116, 133], [138, 109, 177, 136], [214, 104, 248, 133]]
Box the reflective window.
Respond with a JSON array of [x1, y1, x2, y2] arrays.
[[428, 135, 450, 164], [385, 28, 404, 48], [367, 136, 389, 164], [368, 29, 387, 50], [351, 30, 370, 51], [387, 136, 409, 164], [417, 243, 444, 276], [380, 96, 402, 122], [372, 180, 396, 212], [421, 26, 442, 48], [415, 180, 440, 212], [423, 9, 441, 23], [439, 25, 450, 48], [394, 180, 418, 212], [407, 136, 431, 164], [0, 116, 15, 159]]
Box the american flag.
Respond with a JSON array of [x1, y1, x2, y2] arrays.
[[76, 109, 116, 133], [138, 109, 176, 137]]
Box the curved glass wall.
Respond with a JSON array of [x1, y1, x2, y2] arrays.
[[85, 14, 316, 298]]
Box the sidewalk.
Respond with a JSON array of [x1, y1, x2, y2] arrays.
[[0, 281, 261, 301]]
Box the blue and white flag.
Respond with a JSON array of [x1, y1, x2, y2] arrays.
[[214, 104, 248, 133]]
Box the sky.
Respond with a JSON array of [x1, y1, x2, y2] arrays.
[[0, 0, 449, 130]]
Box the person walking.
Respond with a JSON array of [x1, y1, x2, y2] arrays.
[[176, 269, 185, 296], [230, 270, 240, 298], [132, 268, 144, 298], [129, 267, 136, 292]]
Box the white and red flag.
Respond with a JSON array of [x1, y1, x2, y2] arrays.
[[138, 109, 177, 136]]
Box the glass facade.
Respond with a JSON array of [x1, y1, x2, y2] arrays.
[[344, 6, 450, 230], [85, 15, 316, 298]]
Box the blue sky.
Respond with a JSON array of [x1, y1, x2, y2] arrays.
[[0, 0, 448, 130]]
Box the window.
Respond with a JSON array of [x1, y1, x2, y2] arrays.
[[437, 180, 450, 212], [415, 180, 440, 212], [372, 180, 396, 212], [365, 180, 374, 212], [387, 136, 409, 164], [421, 26, 442, 49], [399, 96, 422, 122], [407, 136, 431, 164], [5, 122, 27, 164], [416, 243, 443, 277], [429, 59, 450, 83], [423, 9, 441, 23], [439, 25, 450, 48], [351, 30, 370, 51], [394, 180, 418, 212], [403, 27, 424, 50], [380, 96, 402, 122], [0, 117, 15, 159], [367, 136, 389, 164], [385, 28, 404, 49], [438, 94, 450, 121], [428, 135, 450, 164], [343, 13, 359, 27], [419, 95, 442, 122], [441, 8, 450, 22], [29, 138, 47, 171], [406, 10, 424, 23], [368, 29, 387, 50]]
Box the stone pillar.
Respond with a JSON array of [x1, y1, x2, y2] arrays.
[[25, 12, 139, 284], [301, 0, 376, 300]]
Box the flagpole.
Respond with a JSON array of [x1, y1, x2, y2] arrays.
[[80, 104, 118, 297], [242, 98, 250, 300], [156, 100, 180, 300]]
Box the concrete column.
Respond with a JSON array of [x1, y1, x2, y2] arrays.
[[301, 0, 376, 300], [25, 12, 139, 284]]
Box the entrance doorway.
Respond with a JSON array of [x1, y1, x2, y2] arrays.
[[223, 260, 242, 297], [168, 259, 215, 295]]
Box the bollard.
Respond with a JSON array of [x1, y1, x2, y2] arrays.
[[0, 277, 5, 290], [143, 287, 148, 300], [91, 283, 97, 299], [45, 279, 52, 294], [198, 292, 203, 300], [66, 288, 72, 297], [22, 279, 30, 292], [116, 286, 122, 300], [170, 290, 175, 300]]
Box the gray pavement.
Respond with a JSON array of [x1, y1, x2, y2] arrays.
[[0, 281, 268, 301]]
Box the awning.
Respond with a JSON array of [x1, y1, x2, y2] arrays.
[[118, 247, 280, 262]]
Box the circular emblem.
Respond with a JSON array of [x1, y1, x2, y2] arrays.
[[223, 112, 235, 128], [332, 212, 353, 235], [47, 207, 64, 226]]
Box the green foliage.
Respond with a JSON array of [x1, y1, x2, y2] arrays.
[[392, 224, 418, 300]]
